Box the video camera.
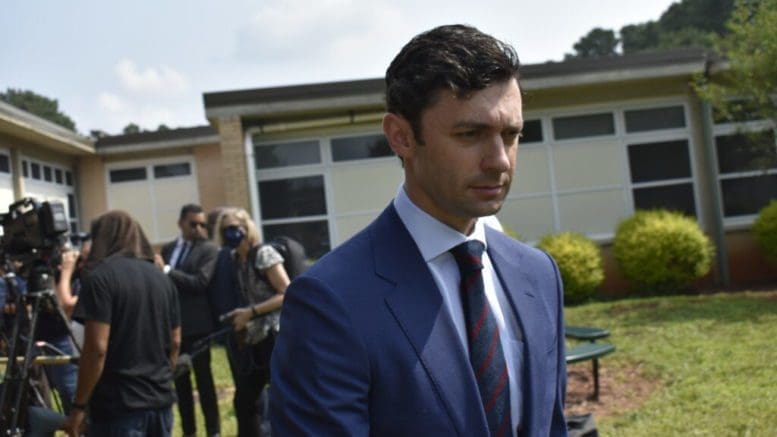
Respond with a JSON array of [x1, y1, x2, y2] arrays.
[[0, 198, 69, 257]]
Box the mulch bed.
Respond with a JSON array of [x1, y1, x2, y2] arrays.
[[565, 362, 660, 419]]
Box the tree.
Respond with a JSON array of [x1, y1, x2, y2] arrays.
[[122, 123, 141, 134], [566, 28, 619, 59], [157, 124, 170, 131], [0, 88, 77, 131], [621, 0, 734, 54], [695, 0, 777, 125]]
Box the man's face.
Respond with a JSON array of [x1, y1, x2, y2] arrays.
[[180, 212, 207, 241], [397, 78, 522, 234]]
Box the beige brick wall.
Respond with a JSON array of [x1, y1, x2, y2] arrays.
[[77, 155, 107, 226], [194, 142, 226, 212], [217, 116, 251, 211]]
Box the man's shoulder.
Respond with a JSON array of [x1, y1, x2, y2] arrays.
[[487, 228, 554, 268], [193, 239, 218, 254]]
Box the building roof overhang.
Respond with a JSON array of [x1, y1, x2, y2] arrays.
[[95, 126, 218, 155], [203, 48, 712, 123], [0, 101, 94, 155]]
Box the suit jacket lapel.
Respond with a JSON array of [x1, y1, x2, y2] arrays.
[[486, 228, 551, 432], [374, 206, 487, 437]]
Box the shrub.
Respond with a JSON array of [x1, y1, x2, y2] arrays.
[[753, 200, 777, 262], [537, 232, 603, 305], [614, 210, 713, 293]]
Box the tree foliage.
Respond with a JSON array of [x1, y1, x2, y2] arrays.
[[122, 123, 141, 134], [695, 0, 777, 125], [566, 28, 618, 59], [0, 88, 77, 131], [567, 0, 735, 58]]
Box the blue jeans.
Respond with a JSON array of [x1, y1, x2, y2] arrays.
[[43, 335, 77, 413], [88, 407, 173, 437]]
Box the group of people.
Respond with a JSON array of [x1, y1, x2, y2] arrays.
[[46, 205, 289, 436], [25, 23, 570, 437]]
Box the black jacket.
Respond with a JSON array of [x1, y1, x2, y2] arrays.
[[162, 238, 218, 338]]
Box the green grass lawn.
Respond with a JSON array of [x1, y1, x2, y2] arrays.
[[172, 345, 237, 437], [173, 291, 777, 436], [565, 290, 777, 436]]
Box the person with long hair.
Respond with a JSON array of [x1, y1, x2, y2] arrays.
[[63, 211, 181, 436], [214, 208, 289, 436]]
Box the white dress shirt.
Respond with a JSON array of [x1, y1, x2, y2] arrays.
[[393, 186, 524, 434], [168, 237, 191, 269]]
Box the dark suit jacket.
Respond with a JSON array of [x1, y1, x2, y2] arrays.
[[270, 204, 567, 436], [162, 238, 218, 338]]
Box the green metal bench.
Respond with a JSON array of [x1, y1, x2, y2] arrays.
[[565, 325, 610, 342], [565, 343, 615, 400]]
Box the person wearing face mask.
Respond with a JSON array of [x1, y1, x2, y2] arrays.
[[210, 207, 290, 436]]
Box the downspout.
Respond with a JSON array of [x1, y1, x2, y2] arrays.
[[699, 56, 731, 287]]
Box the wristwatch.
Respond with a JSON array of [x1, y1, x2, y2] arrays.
[[72, 400, 88, 411]]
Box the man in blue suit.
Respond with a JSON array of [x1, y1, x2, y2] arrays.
[[271, 24, 567, 436]]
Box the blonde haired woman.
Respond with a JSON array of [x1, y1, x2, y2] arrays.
[[216, 208, 290, 436]]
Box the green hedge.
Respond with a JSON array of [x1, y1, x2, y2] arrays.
[[753, 200, 777, 262], [614, 210, 713, 293], [538, 232, 603, 305]]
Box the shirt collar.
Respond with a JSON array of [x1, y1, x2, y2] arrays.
[[393, 184, 487, 263]]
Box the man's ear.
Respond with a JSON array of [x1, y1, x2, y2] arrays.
[[382, 113, 416, 160]]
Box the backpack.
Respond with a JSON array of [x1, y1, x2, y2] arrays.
[[267, 235, 307, 280]]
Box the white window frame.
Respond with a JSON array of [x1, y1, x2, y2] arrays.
[[105, 155, 199, 241], [712, 118, 777, 227]]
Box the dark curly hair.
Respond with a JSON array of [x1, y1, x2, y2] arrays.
[[385, 24, 521, 142]]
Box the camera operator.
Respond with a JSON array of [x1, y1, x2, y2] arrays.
[[54, 238, 90, 347], [63, 210, 181, 436]]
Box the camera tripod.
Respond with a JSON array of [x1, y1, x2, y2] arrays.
[[0, 267, 80, 436]]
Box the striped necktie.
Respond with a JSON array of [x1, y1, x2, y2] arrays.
[[450, 240, 511, 437]]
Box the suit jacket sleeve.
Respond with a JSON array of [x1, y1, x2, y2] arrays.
[[270, 275, 370, 436], [168, 242, 218, 296], [546, 253, 568, 436]]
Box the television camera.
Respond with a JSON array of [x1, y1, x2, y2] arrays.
[[0, 198, 79, 435]]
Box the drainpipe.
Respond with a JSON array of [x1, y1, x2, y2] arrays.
[[699, 82, 731, 287]]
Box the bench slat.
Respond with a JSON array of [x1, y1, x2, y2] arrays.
[[565, 343, 615, 364], [565, 325, 610, 341]]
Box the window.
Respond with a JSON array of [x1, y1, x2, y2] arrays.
[[43, 165, 52, 182], [715, 131, 777, 174], [552, 113, 614, 140], [31, 163, 41, 180], [627, 139, 696, 216], [109, 167, 147, 183], [628, 140, 692, 183], [331, 134, 392, 162], [153, 162, 191, 178], [633, 184, 697, 216], [55, 168, 63, 184], [0, 155, 9, 173], [720, 175, 777, 216], [254, 139, 320, 169], [263, 220, 331, 259], [625, 106, 685, 133], [67, 194, 77, 219], [521, 119, 543, 143], [258, 176, 327, 220], [22, 160, 28, 178], [715, 129, 777, 218], [65, 171, 73, 186]]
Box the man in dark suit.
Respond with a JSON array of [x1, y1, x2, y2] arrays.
[[157, 204, 220, 437], [271, 25, 567, 436]]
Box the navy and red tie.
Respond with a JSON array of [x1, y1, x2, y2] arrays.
[[450, 240, 511, 437]]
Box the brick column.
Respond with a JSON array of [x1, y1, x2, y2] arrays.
[[217, 116, 251, 211]]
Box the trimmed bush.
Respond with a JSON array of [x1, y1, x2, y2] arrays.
[[753, 200, 777, 262], [614, 210, 713, 293], [537, 232, 603, 305]]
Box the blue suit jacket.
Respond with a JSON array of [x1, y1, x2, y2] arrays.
[[271, 205, 567, 436]]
